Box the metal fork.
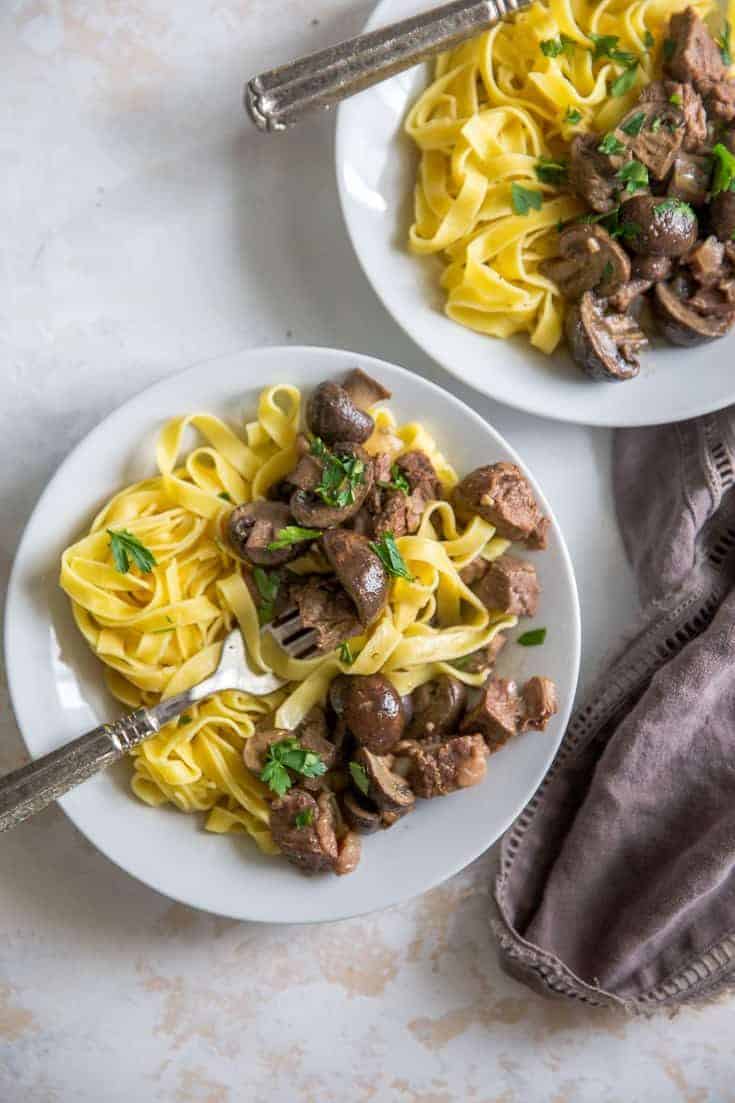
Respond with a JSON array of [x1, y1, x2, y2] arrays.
[[0, 628, 285, 833], [264, 607, 321, 661]]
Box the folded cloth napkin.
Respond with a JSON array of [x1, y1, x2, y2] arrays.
[[493, 410, 735, 1013]]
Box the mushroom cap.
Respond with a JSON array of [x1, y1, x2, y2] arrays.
[[289, 444, 374, 529], [565, 291, 646, 382], [619, 195, 698, 257], [307, 381, 374, 445], [541, 224, 630, 299], [342, 674, 406, 754], [408, 675, 467, 740], [354, 747, 415, 813], [341, 789, 382, 834], [321, 529, 389, 627], [342, 368, 391, 412], [227, 501, 313, 566], [653, 279, 735, 345]]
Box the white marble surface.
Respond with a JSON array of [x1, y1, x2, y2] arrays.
[[0, 2, 731, 1101]]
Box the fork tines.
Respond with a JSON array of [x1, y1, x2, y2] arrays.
[[266, 607, 320, 660]]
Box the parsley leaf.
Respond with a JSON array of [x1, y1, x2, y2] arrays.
[[617, 159, 648, 194], [310, 437, 367, 509], [617, 219, 642, 242], [339, 640, 356, 665], [535, 156, 568, 185], [350, 761, 370, 796], [653, 198, 694, 218], [643, 30, 655, 49], [518, 627, 547, 647], [294, 808, 314, 829], [540, 34, 576, 58], [718, 21, 732, 67], [589, 33, 619, 60], [260, 737, 327, 797], [651, 116, 663, 133], [217, 491, 233, 503], [620, 111, 646, 137], [712, 142, 735, 195], [598, 133, 626, 155], [565, 107, 582, 125], [378, 464, 411, 495], [663, 37, 676, 61], [179, 714, 192, 726], [669, 91, 682, 106], [369, 531, 415, 580], [107, 529, 157, 574], [253, 566, 279, 625], [611, 64, 639, 97], [511, 182, 543, 216], [267, 525, 322, 552]]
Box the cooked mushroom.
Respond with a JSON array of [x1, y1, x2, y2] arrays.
[[653, 276, 735, 345], [227, 501, 316, 566], [540, 225, 630, 300], [269, 788, 338, 874], [407, 675, 467, 740], [632, 254, 673, 282], [342, 368, 391, 412], [565, 291, 648, 382], [289, 443, 374, 528], [710, 192, 735, 245], [341, 674, 406, 754], [341, 788, 382, 834], [354, 747, 416, 815], [668, 153, 711, 206], [321, 529, 389, 627], [619, 195, 698, 258], [306, 381, 374, 445]]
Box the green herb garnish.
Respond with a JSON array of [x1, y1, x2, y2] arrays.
[[294, 808, 314, 829], [253, 566, 279, 625], [260, 737, 327, 798], [611, 64, 639, 97], [179, 714, 192, 726], [598, 133, 626, 155], [350, 761, 370, 796], [621, 111, 646, 137], [369, 531, 414, 580], [267, 525, 322, 552], [712, 142, 735, 195], [511, 182, 543, 215], [107, 529, 157, 574], [617, 159, 648, 194], [517, 627, 547, 647], [565, 107, 583, 125], [339, 640, 356, 665], [650, 116, 663, 133], [618, 220, 642, 242], [217, 491, 233, 503], [601, 260, 614, 283], [718, 21, 732, 66], [310, 437, 367, 509], [643, 30, 655, 49], [663, 37, 676, 61], [535, 156, 569, 186], [589, 33, 637, 66], [669, 91, 683, 106], [378, 464, 411, 495], [540, 34, 576, 58]]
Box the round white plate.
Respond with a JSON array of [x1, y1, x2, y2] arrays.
[[335, 0, 735, 428], [5, 346, 580, 922]]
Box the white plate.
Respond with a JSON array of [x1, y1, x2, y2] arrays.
[[335, 0, 735, 428], [5, 346, 580, 922]]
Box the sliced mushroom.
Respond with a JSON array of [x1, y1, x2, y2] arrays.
[[341, 674, 406, 754], [321, 529, 389, 627], [710, 192, 735, 245], [307, 381, 374, 445], [407, 675, 467, 740], [653, 277, 735, 345], [540, 225, 630, 300], [341, 788, 382, 834], [289, 443, 374, 529], [565, 291, 648, 382], [619, 195, 698, 258], [668, 153, 711, 206], [227, 501, 315, 566], [632, 255, 672, 282], [354, 747, 416, 815], [342, 368, 391, 412]]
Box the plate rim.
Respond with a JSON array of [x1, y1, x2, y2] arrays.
[[5, 344, 581, 922], [334, 0, 735, 429]]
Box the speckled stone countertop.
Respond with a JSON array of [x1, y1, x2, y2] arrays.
[[0, 2, 731, 1100]]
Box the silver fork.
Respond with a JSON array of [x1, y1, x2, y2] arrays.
[[0, 628, 285, 832], [264, 607, 321, 660]]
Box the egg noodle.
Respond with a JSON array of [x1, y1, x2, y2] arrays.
[[59, 387, 515, 854], [405, 0, 723, 354]]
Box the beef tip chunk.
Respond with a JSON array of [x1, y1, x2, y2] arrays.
[[453, 463, 550, 549], [711, 193, 735, 245], [701, 79, 735, 122], [459, 556, 490, 587], [456, 633, 507, 675], [296, 706, 339, 781], [269, 789, 338, 874], [287, 574, 361, 651], [461, 678, 521, 751], [395, 450, 441, 500], [642, 81, 707, 154], [664, 8, 725, 88], [685, 237, 729, 287], [520, 677, 558, 732], [372, 451, 393, 485], [569, 134, 622, 213], [406, 734, 488, 798], [368, 449, 441, 538], [607, 278, 654, 314], [471, 556, 540, 617]]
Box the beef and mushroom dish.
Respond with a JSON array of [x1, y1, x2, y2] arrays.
[[224, 369, 560, 876], [541, 8, 735, 381]]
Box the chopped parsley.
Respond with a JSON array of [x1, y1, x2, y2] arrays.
[[267, 525, 322, 551], [518, 627, 547, 647], [511, 182, 543, 216], [339, 640, 356, 665], [611, 64, 639, 97], [669, 91, 683, 107], [535, 156, 569, 186], [650, 116, 663, 133], [107, 529, 157, 574], [598, 133, 626, 155], [178, 714, 192, 726], [349, 761, 370, 796], [260, 737, 327, 798], [310, 437, 367, 509], [294, 808, 314, 829], [601, 260, 614, 283], [718, 21, 732, 67], [643, 30, 655, 49], [712, 142, 735, 195], [540, 34, 576, 58], [217, 491, 233, 503], [378, 464, 411, 495], [620, 111, 646, 137], [369, 531, 414, 580], [617, 159, 648, 194], [253, 566, 279, 625], [565, 107, 583, 125], [663, 37, 676, 61], [653, 198, 695, 218], [589, 33, 637, 67], [617, 219, 642, 242]]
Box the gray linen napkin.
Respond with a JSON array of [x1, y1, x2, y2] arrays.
[[493, 410, 735, 1012]]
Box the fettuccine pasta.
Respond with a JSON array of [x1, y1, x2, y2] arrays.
[[405, 0, 720, 354], [59, 386, 514, 855]]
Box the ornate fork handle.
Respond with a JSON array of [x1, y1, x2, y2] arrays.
[[245, 0, 531, 132]]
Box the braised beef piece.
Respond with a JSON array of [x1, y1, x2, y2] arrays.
[[696, 74, 735, 123], [459, 557, 489, 587], [366, 448, 441, 538], [227, 501, 316, 567], [287, 574, 361, 651], [664, 8, 725, 88], [289, 443, 374, 528], [405, 734, 488, 799], [568, 134, 622, 213], [461, 675, 559, 751], [685, 236, 730, 286], [469, 555, 540, 617], [453, 463, 549, 549], [634, 81, 707, 164], [296, 706, 339, 781], [396, 450, 442, 499], [456, 633, 507, 676], [711, 192, 735, 244], [607, 278, 654, 314], [521, 677, 559, 732], [269, 789, 338, 874]]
